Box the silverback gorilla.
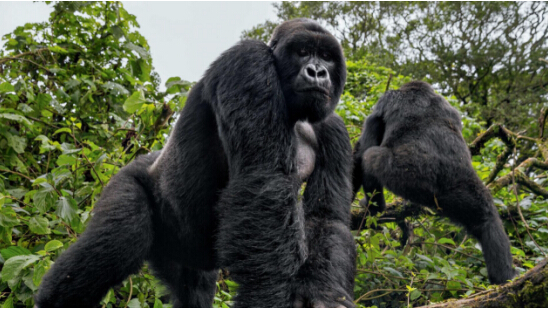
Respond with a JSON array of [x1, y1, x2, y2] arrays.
[[35, 19, 356, 307], [353, 81, 517, 285]]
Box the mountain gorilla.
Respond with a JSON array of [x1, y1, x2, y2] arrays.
[[353, 81, 517, 285], [36, 19, 356, 307]]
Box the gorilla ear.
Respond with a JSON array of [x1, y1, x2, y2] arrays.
[[268, 39, 278, 51]]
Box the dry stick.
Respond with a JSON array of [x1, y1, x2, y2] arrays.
[[27, 116, 59, 129], [407, 275, 415, 308], [0, 168, 33, 181], [510, 146, 546, 256], [385, 73, 393, 92], [1, 57, 52, 73], [125, 277, 133, 308], [81, 153, 105, 188], [0, 48, 50, 64], [356, 202, 371, 235], [538, 107, 548, 138], [7, 196, 34, 208]]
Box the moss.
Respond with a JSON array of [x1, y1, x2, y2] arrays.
[[516, 270, 548, 307]]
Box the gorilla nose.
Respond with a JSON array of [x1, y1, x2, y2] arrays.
[[303, 64, 329, 84]]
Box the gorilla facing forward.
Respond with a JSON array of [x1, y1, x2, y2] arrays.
[[353, 81, 517, 285], [35, 19, 356, 307]]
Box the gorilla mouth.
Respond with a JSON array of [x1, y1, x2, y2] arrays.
[[297, 87, 329, 96]]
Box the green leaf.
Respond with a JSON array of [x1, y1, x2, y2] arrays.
[[127, 298, 141, 308], [416, 254, 433, 263], [383, 267, 403, 278], [45, 240, 63, 252], [153, 298, 163, 308], [102, 82, 129, 95], [2, 294, 13, 308], [1, 254, 40, 282], [110, 25, 125, 40], [0, 211, 19, 227], [123, 91, 146, 113], [56, 154, 77, 166], [29, 216, 50, 235], [0, 113, 33, 128], [409, 288, 421, 301], [124, 42, 150, 59], [1, 132, 27, 154], [0, 82, 15, 93], [6, 188, 27, 199], [0, 246, 31, 260], [438, 238, 456, 246], [33, 260, 47, 287], [36, 93, 52, 106], [53, 128, 72, 136], [33, 188, 51, 214], [48, 45, 68, 54], [55, 196, 78, 222], [7, 39, 18, 46]]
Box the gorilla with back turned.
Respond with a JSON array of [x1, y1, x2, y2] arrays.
[[353, 81, 517, 285], [35, 19, 356, 307]]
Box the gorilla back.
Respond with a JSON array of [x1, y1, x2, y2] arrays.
[[36, 19, 356, 308], [353, 81, 517, 285]]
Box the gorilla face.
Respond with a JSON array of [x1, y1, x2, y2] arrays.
[[269, 19, 346, 123]]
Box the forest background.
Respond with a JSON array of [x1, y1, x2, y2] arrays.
[[0, 1, 547, 307]]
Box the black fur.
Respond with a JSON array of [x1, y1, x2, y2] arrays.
[[352, 80, 517, 285], [35, 19, 356, 307]]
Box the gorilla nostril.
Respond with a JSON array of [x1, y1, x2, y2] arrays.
[[306, 66, 317, 78], [317, 69, 327, 78]]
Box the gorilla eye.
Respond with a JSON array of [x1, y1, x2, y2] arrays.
[[297, 47, 309, 57], [321, 51, 332, 61]]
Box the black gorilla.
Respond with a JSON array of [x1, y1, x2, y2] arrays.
[[36, 19, 356, 307], [352, 81, 517, 285]]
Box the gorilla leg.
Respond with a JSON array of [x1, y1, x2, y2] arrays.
[[293, 221, 356, 308], [35, 155, 155, 307], [149, 257, 217, 308], [438, 182, 516, 285], [362, 146, 440, 208]]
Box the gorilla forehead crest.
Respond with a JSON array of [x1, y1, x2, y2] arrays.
[[269, 19, 340, 51]]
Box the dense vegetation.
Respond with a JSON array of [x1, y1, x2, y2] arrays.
[[0, 1, 547, 307]]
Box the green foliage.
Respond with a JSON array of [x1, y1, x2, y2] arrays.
[[244, 2, 548, 134], [0, 2, 189, 306], [1, 1, 547, 308]]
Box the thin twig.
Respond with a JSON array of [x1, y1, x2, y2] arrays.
[[27, 116, 59, 129], [125, 277, 133, 308], [0, 168, 33, 181], [0, 48, 50, 64], [81, 153, 105, 187], [1, 57, 52, 73]]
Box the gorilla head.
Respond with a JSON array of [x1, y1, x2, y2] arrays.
[[269, 19, 346, 123]]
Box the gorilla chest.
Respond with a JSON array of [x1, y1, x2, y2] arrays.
[[294, 121, 318, 181]]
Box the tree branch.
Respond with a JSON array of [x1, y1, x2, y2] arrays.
[[423, 259, 548, 307]]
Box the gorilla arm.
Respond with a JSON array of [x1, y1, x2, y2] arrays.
[[203, 40, 307, 307], [353, 98, 386, 213], [294, 114, 356, 308]]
